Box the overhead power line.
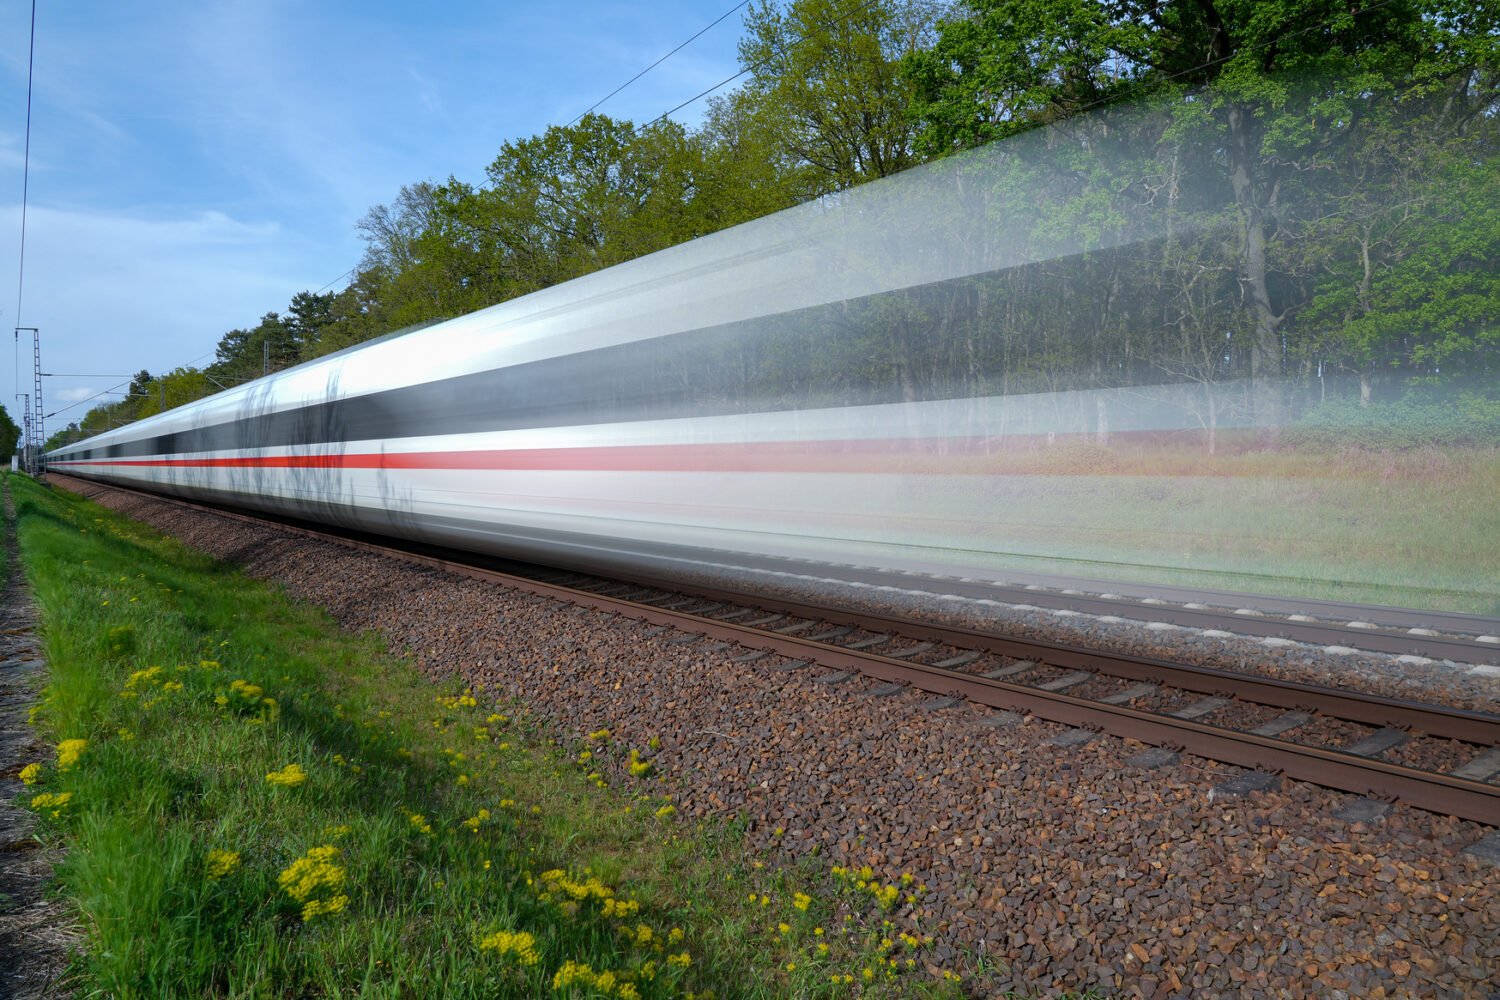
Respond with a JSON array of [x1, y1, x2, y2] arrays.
[[646, 0, 882, 127], [568, 1, 750, 127], [313, 268, 355, 294], [12, 0, 36, 331]]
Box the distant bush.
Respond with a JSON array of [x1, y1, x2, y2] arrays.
[[1285, 392, 1500, 450], [1027, 439, 1125, 474]]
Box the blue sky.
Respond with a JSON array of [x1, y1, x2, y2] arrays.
[[0, 0, 745, 435]]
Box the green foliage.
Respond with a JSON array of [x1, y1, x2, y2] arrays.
[[732, 0, 938, 189], [210, 291, 337, 383], [1285, 388, 1500, 450], [0, 403, 20, 463], [901, 0, 1500, 391]]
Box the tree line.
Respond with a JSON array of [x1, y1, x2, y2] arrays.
[[45, 0, 1500, 452]]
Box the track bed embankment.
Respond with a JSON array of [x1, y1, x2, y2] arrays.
[[69, 481, 1500, 999]]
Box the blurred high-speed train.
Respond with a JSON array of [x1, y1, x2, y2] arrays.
[[45, 113, 1282, 590]]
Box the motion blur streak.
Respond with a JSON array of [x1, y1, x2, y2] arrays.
[[47, 81, 1500, 616]]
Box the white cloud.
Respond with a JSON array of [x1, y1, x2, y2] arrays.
[[0, 203, 331, 424]]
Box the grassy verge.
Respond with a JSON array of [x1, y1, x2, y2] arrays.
[[9, 474, 970, 999]]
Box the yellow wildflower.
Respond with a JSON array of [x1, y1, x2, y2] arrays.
[[125, 665, 163, 690], [56, 739, 88, 771], [229, 679, 264, 701], [477, 928, 540, 966], [18, 762, 41, 785], [277, 845, 347, 922], [793, 892, 811, 912], [265, 763, 307, 787], [29, 792, 72, 818], [300, 895, 349, 921], [205, 849, 241, 880]]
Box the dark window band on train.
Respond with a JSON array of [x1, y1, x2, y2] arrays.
[[54, 236, 1253, 460]]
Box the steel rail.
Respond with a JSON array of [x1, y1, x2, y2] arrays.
[[730, 553, 1500, 637], [603, 554, 1500, 660], [564, 570, 1500, 745], [51, 475, 1500, 824]]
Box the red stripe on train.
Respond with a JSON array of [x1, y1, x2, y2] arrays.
[[47, 440, 982, 474]]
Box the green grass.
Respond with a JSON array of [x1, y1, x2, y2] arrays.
[[8, 473, 969, 1000]]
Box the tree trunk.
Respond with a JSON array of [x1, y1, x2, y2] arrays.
[[1224, 103, 1284, 437], [1225, 104, 1281, 379]]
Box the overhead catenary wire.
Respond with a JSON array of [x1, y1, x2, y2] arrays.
[[567, 1, 750, 127], [44, 347, 224, 421], [645, 0, 883, 127], [313, 268, 355, 294], [12, 0, 37, 427], [12, 0, 36, 329]]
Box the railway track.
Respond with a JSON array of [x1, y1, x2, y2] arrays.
[[525, 543, 1500, 662], [50, 475, 1500, 826], [677, 558, 1500, 662]]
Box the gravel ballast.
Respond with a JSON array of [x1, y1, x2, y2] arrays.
[[64, 482, 1500, 999]]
